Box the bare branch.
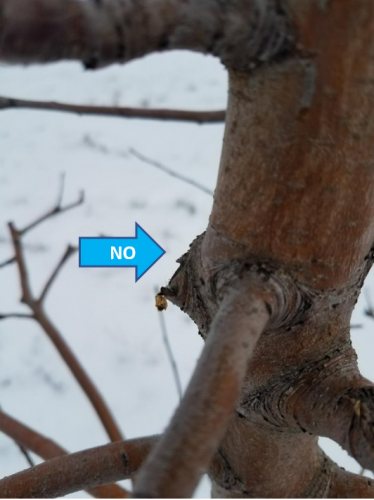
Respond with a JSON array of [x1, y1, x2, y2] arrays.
[[0, 178, 83, 270], [0, 0, 292, 71], [129, 148, 214, 196], [134, 282, 270, 498], [37, 244, 77, 304], [16, 444, 35, 468], [7, 221, 123, 443], [0, 312, 34, 320], [19, 189, 84, 237], [8, 223, 33, 306], [155, 288, 182, 400], [0, 410, 157, 498], [0, 410, 131, 498], [0, 256, 16, 269], [0, 95, 226, 124]]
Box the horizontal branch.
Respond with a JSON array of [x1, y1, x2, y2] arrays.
[[0, 0, 292, 71], [0, 411, 157, 497], [0, 96, 225, 124], [0, 410, 129, 498], [133, 282, 270, 498], [0, 312, 34, 320]]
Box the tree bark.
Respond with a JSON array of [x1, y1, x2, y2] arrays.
[[1, 0, 374, 497]]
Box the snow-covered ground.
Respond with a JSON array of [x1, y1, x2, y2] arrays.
[[0, 51, 373, 498]]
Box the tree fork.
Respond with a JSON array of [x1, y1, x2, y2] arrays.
[[158, 0, 374, 496]]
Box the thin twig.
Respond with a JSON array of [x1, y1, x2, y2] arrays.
[[0, 95, 226, 124], [0, 409, 129, 498], [129, 148, 214, 196], [0, 176, 83, 269], [16, 443, 35, 467], [20, 190, 84, 236], [7, 221, 123, 443], [154, 288, 182, 400], [0, 405, 35, 468], [37, 245, 77, 304], [0, 312, 34, 320]]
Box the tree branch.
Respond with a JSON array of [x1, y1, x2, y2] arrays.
[[0, 410, 157, 498], [37, 244, 77, 304], [0, 95, 226, 124], [129, 148, 213, 196], [155, 286, 182, 401], [7, 221, 123, 443], [0, 176, 83, 269], [0, 410, 128, 497], [0, 0, 292, 71], [133, 281, 270, 498], [0, 312, 34, 320]]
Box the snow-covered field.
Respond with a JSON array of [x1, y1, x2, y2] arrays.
[[0, 51, 373, 498]]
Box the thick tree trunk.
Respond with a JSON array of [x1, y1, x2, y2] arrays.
[[159, 0, 374, 496], [1, 0, 374, 497]]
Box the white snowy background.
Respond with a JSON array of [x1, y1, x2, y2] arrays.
[[0, 51, 373, 498]]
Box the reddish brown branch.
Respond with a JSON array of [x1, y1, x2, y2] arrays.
[[7, 222, 123, 443], [0, 410, 128, 498], [0, 411, 158, 498], [133, 283, 270, 498], [0, 95, 226, 124], [37, 244, 77, 304]]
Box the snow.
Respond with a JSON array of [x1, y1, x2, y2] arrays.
[[0, 50, 373, 498]]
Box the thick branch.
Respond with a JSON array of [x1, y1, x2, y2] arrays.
[[0, 413, 157, 498], [288, 371, 374, 474], [0, 410, 128, 498], [133, 282, 270, 498], [0, 0, 292, 70], [0, 96, 225, 124]]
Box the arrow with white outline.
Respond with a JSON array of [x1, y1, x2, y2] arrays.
[[79, 223, 166, 282]]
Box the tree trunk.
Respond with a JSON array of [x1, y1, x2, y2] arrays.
[[156, 0, 374, 496], [1, 0, 374, 497]]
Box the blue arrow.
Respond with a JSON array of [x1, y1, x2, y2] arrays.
[[79, 223, 166, 282]]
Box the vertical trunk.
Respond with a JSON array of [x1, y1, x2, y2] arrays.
[[163, 1, 374, 496]]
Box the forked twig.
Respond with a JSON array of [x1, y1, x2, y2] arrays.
[[6, 221, 123, 442], [0, 174, 84, 269]]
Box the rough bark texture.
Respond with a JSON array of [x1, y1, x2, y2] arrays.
[[158, 0, 374, 496], [0, 0, 292, 69], [1, 0, 374, 497]]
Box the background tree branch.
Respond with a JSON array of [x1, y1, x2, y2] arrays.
[[0, 95, 225, 124]]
